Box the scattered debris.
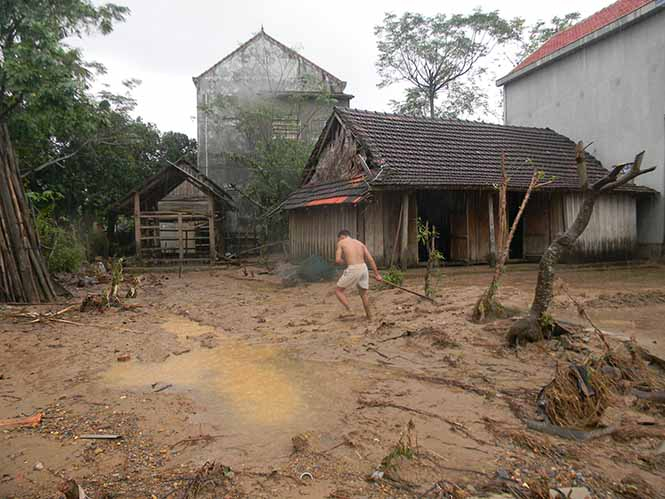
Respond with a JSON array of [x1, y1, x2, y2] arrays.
[[58, 479, 90, 499], [299, 471, 313, 481], [549, 486, 592, 499], [117, 354, 131, 362], [79, 434, 122, 440], [0, 412, 43, 429], [291, 432, 310, 453], [151, 382, 172, 393], [33, 462, 44, 471]]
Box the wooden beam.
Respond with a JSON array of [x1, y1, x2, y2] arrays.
[[400, 192, 409, 270], [465, 194, 471, 264], [133, 192, 142, 258], [177, 213, 184, 264], [488, 193, 496, 267], [208, 194, 216, 264]]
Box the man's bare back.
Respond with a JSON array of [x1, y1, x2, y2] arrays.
[[337, 237, 367, 266]]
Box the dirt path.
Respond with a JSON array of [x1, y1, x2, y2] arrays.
[[1, 263, 665, 498]]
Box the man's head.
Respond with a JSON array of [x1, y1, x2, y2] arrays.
[[337, 229, 351, 240]]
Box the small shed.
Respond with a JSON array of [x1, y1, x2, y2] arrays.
[[111, 160, 234, 265], [283, 108, 655, 266]]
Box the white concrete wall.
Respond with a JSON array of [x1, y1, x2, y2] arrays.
[[504, 10, 665, 256]]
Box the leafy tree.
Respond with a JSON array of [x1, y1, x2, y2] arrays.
[[0, 0, 129, 123], [375, 10, 521, 119], [516, 12, 581, 63], [159, 131, 198, 164]]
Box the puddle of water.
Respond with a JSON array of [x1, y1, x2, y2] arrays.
[[102, 317, 365, 462]]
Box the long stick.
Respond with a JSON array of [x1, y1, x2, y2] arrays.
[[382, 280, 437, 303]]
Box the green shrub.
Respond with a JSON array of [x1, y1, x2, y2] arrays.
[[35, 215, 86, 273], [382, 266, 404, 286]]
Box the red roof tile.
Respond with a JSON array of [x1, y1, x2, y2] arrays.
[[515, 0, 653, 72]]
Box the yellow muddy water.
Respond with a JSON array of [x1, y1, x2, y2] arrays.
[[102, 316, 364, 464]]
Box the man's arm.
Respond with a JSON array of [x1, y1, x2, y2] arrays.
[[335, 241, 344, 266], [363, 244, 382, 281]]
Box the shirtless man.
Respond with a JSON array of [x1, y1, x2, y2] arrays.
[[335, 229, 382, 319]]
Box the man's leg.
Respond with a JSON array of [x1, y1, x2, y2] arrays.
[[335, 287, 351, 312], [359, 288, 371, 320]]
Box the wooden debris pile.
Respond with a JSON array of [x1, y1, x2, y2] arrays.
[[538, 364, 612, 428]]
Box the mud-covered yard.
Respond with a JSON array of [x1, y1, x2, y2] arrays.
[[2, 262, 665, 499]]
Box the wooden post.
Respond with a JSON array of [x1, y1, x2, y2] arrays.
[[488, 193, 496, 268], [177, 213, 184, 264], [133, 192, 142, 259], [208, 194, 216, 264], [399, 192, 409, 271], [465, 194, 471, 264]]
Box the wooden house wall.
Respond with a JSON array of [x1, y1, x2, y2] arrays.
[[158, 179, 209, 214], [563, 193, 637, 260], [288, 205, 359, 262], [378, 192, 418, 267], [286, 190, 637, 267]]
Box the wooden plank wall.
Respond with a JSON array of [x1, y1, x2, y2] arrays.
[[288, 205, 359, 262], [564, 193, 637, 260], [362, 194, 385, 265]]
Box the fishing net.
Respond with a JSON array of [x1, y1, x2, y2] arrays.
[[296, 255, 336, 282], [275, 255, 337, 286]]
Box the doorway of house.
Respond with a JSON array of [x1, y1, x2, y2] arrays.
[[416, 191, 448, 262], [507, 192, 524, 260], [416, 191, 468, 263]]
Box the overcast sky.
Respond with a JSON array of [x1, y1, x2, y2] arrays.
[[75, 0, 611, 138]]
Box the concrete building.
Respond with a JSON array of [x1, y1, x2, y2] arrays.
[[497, 0, 665, 257], [193, 29, 352, 250]]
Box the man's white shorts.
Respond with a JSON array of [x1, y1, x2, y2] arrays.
[[337, 263, 369, 290]]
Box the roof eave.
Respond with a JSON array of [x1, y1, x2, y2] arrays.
[[497, 1, 665, 87]]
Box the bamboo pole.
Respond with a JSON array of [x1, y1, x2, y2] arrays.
[[0, 124, 55, 303]]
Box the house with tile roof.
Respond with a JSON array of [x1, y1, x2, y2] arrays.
[[284, 108, 652, 266], [193, 29, 353, 252], [497, 0, 665, 257]]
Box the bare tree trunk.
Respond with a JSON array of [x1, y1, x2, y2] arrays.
[[507, 146, 655, 344], [472, 155, 548, 322], [428, 91, 435, 119]]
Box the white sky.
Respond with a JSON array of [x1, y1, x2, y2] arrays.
[[75, 0, 611, 138]]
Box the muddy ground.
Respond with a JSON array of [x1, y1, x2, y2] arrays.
[[1, 262, 665, 498]]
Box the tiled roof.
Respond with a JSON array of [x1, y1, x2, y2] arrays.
[[514, 0, 653, 73], [283, 176, 369, 210], [334, 108, 650, 192]]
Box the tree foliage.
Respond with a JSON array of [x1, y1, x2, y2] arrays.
[[516, 12, 581, 63], [2, 1, 197, 226], [375, 10, 521, 119], [0, 0, 129, 122]]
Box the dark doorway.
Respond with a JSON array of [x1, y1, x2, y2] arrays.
[[507, 192, 524, 260], [416, 191, 467, 263], [417, 191, 449, 262]]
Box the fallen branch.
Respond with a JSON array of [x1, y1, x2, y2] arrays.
[[382, 280, 437, 303], [526, 419, 618, 441], [358, 399, 487, 446]]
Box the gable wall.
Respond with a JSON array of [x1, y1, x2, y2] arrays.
[[195, 34, 351, 235]]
